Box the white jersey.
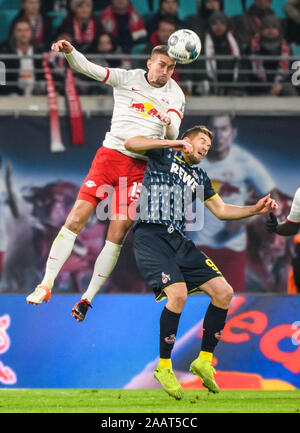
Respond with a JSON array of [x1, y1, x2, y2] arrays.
[[188, 144, 276, 251], [287, 187, 300, 224], [65, 49, 185, 161], [0, 178, 7, 252]]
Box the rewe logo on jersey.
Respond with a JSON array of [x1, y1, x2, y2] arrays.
[[170, 162, 199, 193], [129, 101, 159, 118]]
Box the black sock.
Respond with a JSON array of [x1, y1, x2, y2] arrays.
[[201, 303, 228, 353], [159, 307, 181, 359]]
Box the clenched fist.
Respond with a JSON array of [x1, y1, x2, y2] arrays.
[[51, 39, 74, 54]]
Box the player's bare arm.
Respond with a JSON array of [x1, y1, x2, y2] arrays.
[[124, 136, 192, 153], [206, 193, 278, 220]]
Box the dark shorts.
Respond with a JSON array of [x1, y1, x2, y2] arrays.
[[133, 223, 223, 302]]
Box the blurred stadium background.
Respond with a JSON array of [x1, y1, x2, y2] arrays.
[[0, 0, 300, 397]]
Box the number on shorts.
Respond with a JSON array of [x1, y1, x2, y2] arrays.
[[130, 182, 142, 201], [205, 258, 219, 272]]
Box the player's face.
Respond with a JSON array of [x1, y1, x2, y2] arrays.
[[185, 132, 211, 165], [147, 54, 176, 87], [209, 115, 236, 154]]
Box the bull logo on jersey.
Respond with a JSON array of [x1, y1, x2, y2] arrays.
[[129, 101, 159, 118]]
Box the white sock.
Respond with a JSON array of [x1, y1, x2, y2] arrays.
[[81, 240, 122, 303], [40, 226, 77, 290]]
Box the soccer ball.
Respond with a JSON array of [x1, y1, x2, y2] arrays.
[[167, 29, 201, 64]]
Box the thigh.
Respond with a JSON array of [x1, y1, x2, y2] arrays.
[[111, 157, 146, 220], [77, 147, 119, 207], [177, 240, 223, 296], [65, 199, 96, 233], [133, 224, 185, 302]]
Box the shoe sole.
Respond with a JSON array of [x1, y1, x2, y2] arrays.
[[27, 288, 51, 305], [190, 364, 219, 394], [27, 299, 49, 305], [71, 310, 84, 322], [154, 372, 184, 400]]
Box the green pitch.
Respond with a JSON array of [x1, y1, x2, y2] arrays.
[[0, 389, 300, 413]]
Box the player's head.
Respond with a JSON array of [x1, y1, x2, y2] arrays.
[[208, 114, 236, 155], [147, 45, 176, 88], [181, 125, 213, 165]]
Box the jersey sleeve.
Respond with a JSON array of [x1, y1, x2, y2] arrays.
[[167, 87, 185, 122], [65, 48, 129, 87], [203, 173, 217, 202], [165, 87, 185, 139], [287, 187, 300, 223]]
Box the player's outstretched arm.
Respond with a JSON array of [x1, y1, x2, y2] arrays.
[[205, 193, 278, 221], [124, 136, 192, 153], [51, 39, 110, 82]]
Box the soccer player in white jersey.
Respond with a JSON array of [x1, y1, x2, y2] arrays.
[[266, 187, 300, 236], [186, 114, 276, 292], [266, 187, 300, 293], [26, 40, 185, 321]]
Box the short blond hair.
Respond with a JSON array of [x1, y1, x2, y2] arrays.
[[182, 125, 213, 141], [150, 45, 172, 60]]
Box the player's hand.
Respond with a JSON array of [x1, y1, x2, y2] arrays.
[[51, 39, 73, 54], [254, 193, 278, 215], [266, 212, 278, 233], [156, 112, 171, 126], [170, 140, 193, 154]]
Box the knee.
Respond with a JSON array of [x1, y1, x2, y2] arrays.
[[107, 229, 126, 245], [167, 287, 188, 312], [65, 213, 85, 234], [215, 283, 234, 309]]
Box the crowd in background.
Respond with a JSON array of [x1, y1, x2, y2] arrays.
[[0, 0, 300, 96]]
